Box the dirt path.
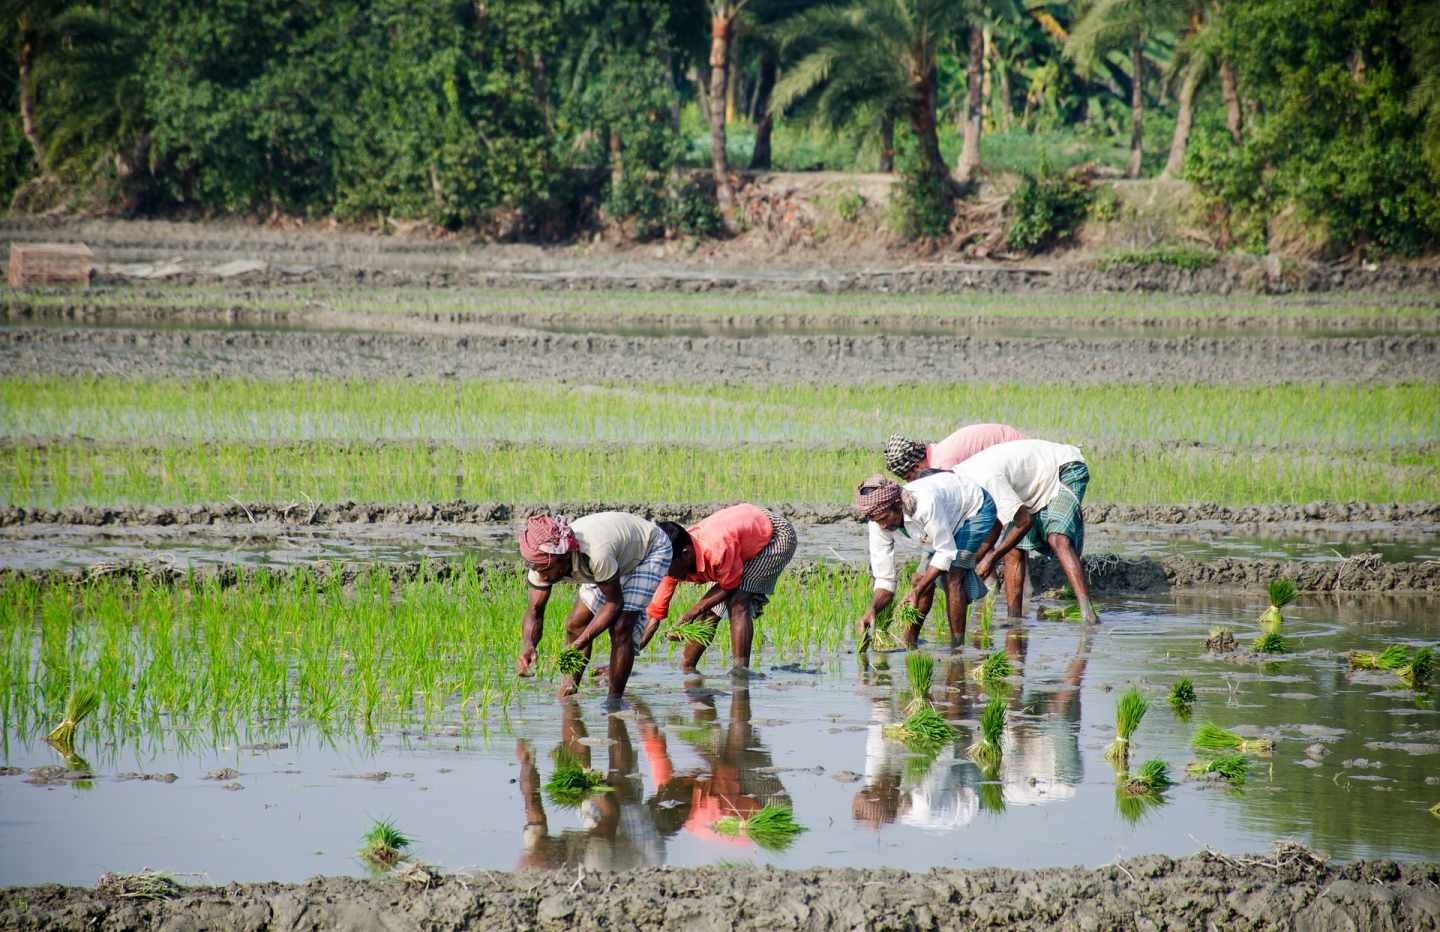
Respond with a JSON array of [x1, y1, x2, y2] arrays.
[[3, 326, 1434, 384], [3, 845, 1436, 931]]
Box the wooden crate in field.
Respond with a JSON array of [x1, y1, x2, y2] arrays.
[[8, 242, 93, 287]]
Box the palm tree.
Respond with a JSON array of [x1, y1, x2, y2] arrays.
[[1066, 0, 1186, 178], [956, 0, 1026, 182], [705, 0, 754, 230], [1404, 0, 1440, 175], [1159, 0, 1220, 179], [772, 0, 968, 183]]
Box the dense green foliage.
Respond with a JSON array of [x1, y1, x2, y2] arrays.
[[1005, 160, 1091, 252], [0, 0, 1437, 252]]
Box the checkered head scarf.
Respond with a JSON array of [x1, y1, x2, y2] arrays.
[[883, 434, 926, 478], [853, 475, 905, 521], [518, 514, 576, 566]]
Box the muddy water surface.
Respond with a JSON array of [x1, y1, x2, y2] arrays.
[[1, 592, 1436, 886]]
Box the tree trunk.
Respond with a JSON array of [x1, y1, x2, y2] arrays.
[[725, 35, 739, 126], [1162, 63, 1198, 179], [994, 44, 1013, 132], [748, 52, 776, 170], [956, 24, 983, 182], [879, 115, 895, 173], [910, 69, 947, 183], [18, 30, 41, 164], [708, 10, 737, 229], [1219, 60, 1243, 144], [1126, 35, 1143, 178]]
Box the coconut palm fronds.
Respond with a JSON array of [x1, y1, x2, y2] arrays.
[[1104, 688, 1148, 764], [46, 686, 100, 747], [1191, 721, 1273, 755]]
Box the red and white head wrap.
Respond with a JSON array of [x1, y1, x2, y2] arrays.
[[853, 475, 905, 522], [518, 514, 577, 566]]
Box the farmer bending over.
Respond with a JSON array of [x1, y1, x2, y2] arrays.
[[516, 512, 673, 702], [957, 439, 1098, 623], [643, 504, 798, 677], [882, 423, 1026, 482], [853, 471, 996, 648]]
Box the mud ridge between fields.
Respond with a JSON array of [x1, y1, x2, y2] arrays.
[[3, 845, 1438, 931], [8, 552, 1438, 593], [4, 500, 1436, 529], [8, 301, 1440, 336]]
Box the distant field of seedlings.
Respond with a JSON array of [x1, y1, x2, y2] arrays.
[[7, 285, 1438, 320], [0, 564, 869, 752], [5, 440, 1436, 507]]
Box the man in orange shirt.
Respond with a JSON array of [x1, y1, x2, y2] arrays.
[[643, 503, 797, 677]]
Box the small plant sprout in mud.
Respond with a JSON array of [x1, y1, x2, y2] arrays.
[[1121, 759, 1173, 795], [1398, 647, 1433, 688], [973, 650, 1013, 684], [359, 818, 412, 867], [1348, 644, 1412, 671], [672, 620, 719, 647], [968, 695, 1007, 771], [46, 686, 100, 748], [1258, 578, 1297, 628], [1104, 688, 1148, 765], [544, 753, 612, 807], [1168, 677, 1197, 713], [1205, 627, 1237, 652], [1251, 631, 1289, 654], [557, 647, 589, 677], [712, 804, 806, 850], [1187, 753, 1249, 787], [1191, 721, 1274, 755]]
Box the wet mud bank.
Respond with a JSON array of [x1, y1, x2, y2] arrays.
[[5, 500, 1436, 529], [8, 552, 1439, 593], [3, 847, 1438, 932]]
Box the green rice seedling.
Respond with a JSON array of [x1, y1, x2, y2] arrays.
[[968, 695, 1007, 770], [1114, 787, 1164, 825], [1104, 688, 1148, 765], [973, 650, 1013, 683], [712, 804, 806, 850], [557, 647, 589, 676], [1251, 631, 1289, 654], [1191, 721, 1273, 755], [1258, 579, 1297, 628], [1348, 644, 1411, 670], [1040, 603, 1083, 621], [978, 779, 1006, 813], [45, 686, 100, 748], [896, 603, 924, 630], [1121, 758, 1173, 794], [672, 620, 718, 647], [1168, 677, 1196, 713], [1398, 647, 1433, 687], [1187, 754, 1248, 787], [905, 650, 935, 711], [359, 818, 412, 867], [544, 755, 611, 807], [1205, 627, 1237, 652], [974, 589, 996, 649], [886, 705, 955, 754]]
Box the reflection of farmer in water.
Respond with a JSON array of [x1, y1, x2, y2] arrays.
[[996, 626, 1092, 807], [516, 686, 790, 867]]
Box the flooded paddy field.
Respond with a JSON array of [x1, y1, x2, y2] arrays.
[[1, 581, 1437, 888]]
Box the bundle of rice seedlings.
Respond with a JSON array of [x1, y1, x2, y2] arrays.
[[1104, 688, 1148, 765], [712, 804, 806, 850], [1168, 677, 1196, 712], [96, 871, 182, 901], [1250, 631, 1288, 654], [557, 647, 588, 676], [1205, 626, 1236, 652], [1347, 644, 1411, 670], [544, 754, 612, 807], [1120, 758, 1172, 794], [1258, 579, 1297, 628], [1187, 754, 1248, 786], [1191, 721, 1273, 755], [1398, 647, 1433, 687], [359, 818, 412, 867], [978, 779, 1006, 813], [968, 695, 1006, 770], [1114, 787, 1164, 825], [46, 687, 100, 748], [973, 650, 1012, 683], [673, 620, 718, 647], [886, 705, 956, 753], [904, 650, 935, 711], [860, 608, 899, 652], [1040, 603, 1082, 621], [896, 603, 924, 629]]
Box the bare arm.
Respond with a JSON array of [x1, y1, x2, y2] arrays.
[[681, 583, 734, 622], [976, 507, 1032, 579], [571, 577, 625, 650], [516, 583, 552, 675]]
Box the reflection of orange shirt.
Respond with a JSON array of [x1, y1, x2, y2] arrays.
[[647, 504, 774, 620]]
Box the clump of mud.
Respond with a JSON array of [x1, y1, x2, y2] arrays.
[[2, 844, 1435, 931]]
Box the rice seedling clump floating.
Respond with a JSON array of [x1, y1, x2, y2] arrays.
[[712, 804, 806, 850], [96, 871, 182, 901], [973, 650, 1013, 683], [1168, 677, 1196, 712], [1205, 627, 1237, 652], [1191, 721, 1274, 755], [1120, 758, 1173, 794], [1187, 754, 1249, 787], [1348, 644, 1411, 670], [46, 687, 100, 748], [359, 818, 412, 867], [968, 694, 1007, 771], [904, 650, 935, 711], [1398, 647, 1433, 688], [1251, 631, 1289, 654], [1104, 688, 1148, 765], [544, 755, 612, 807], [557, 647, 589, 677], [885, 651, 956, 752], [1258, 578, 1297, 628]]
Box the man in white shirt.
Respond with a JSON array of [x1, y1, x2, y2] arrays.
[[957, 438, 1098, 623], [852, 471, 997, 647]]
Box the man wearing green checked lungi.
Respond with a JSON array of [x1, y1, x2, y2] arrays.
[[958, 439, 1099, 624]]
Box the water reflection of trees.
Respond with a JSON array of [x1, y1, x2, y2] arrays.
[[516, 686, 790, 870]]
